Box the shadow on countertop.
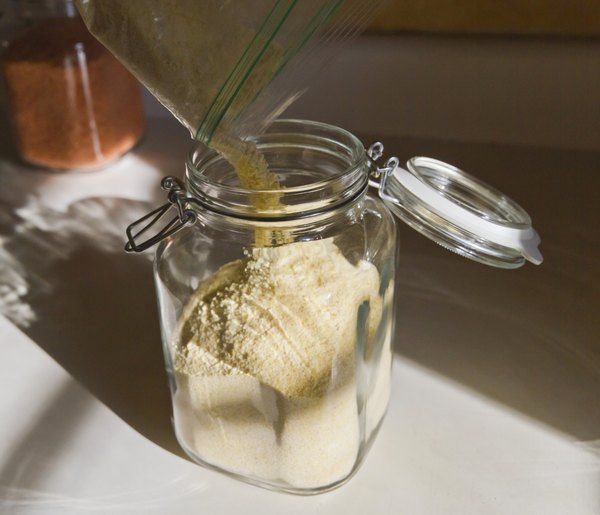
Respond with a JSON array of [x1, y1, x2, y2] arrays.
[[0, 116, 190, 458], [384, 134, 600, 442], [0, 113, 598, 464]]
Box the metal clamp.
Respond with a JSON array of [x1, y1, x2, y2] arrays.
[[367, 142, 399, 192], [124, 143, 399, 253], [124, 177, 197, 253]]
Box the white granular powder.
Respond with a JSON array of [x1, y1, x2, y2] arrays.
[[172, 239, 391, 489]]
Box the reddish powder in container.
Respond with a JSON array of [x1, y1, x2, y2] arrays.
[[2, 17, 145, 170]]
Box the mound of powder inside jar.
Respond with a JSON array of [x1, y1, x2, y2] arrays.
[[2, 17, 144, 170], [171, 239, 392, 489]]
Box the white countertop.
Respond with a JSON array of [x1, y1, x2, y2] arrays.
[[1, 32, 599, 511], [0, 115, 598, 514], [2, 315, 598, 515]]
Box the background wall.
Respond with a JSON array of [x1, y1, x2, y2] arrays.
[[370, 0, 600, 36], [286, 34, 600, 152]]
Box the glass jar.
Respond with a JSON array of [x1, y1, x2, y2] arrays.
[[126, 119, 542, 494], [0, 0, 145, 170]]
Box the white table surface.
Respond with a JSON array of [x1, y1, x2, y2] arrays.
[[0, 108, 598, 513], [2, 315, 598, 515]]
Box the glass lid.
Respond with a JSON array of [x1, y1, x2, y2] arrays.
[[372, 152, 543, 269]]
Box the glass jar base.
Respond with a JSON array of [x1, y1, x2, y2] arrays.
[[173, 416, 387, 495]]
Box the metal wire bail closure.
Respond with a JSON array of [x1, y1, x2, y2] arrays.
[[367, 141, 399, 191], [124, 177, 197, 253], [124, 144, 396, 253]]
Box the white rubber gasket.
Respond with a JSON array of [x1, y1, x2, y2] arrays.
[[391, 166, 543, 265]]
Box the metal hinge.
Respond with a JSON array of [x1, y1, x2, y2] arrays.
[[366, 142, 399, 191]]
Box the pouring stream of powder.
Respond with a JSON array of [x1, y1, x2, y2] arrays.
[[211, 133, 288, 247]]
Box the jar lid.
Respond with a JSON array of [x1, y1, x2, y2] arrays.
[[376, 155, 543, 269]]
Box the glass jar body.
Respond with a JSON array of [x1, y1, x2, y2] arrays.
[[155, 120, 396, 494], [153, 121, 397, 493], [0, 0, 145, 170]]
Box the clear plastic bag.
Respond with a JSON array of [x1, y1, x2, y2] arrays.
[[75, 0, 383, 144]]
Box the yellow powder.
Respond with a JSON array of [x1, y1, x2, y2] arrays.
[[211, 134, 286, 247], [75, 0, 286, 137], [172, 239, 391, 488], [211, 136, 281, 197]]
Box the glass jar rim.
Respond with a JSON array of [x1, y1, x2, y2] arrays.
[[184, 119, 370, 220]]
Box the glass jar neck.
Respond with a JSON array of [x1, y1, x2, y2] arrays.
[[185, 119, 369, 221]]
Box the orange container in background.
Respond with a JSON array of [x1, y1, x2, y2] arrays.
[[1, 0, 144, 171]]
